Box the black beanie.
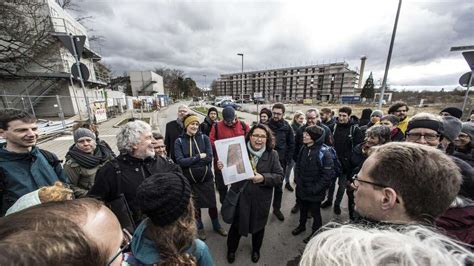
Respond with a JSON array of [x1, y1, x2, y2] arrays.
[[305, 125, 324, 142], [136, 172, 192, 226], [207, 107, 219, 117], [260, 108, 272, 119], [440, 107, 463, 119]]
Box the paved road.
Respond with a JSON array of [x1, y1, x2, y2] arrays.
[[39, 101, 350, 266]]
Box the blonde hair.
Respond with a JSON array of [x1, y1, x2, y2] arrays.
[[292, 111, 305, 124], [38, 182, 73, 203], [300, 223, 473, 266]]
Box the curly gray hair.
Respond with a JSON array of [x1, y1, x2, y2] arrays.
[[116, 120, 152, 154], [366, 125, 392, 145]]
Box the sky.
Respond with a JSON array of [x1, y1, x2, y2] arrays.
[[71, 0, 474, 91]]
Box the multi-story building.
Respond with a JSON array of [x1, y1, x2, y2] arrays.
[[0, 0, 119, 118], [129, 71, 164, 97], [215, 62, 359, 102]]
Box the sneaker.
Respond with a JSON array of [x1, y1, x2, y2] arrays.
[[321, 200, 332, 209], [334, 205, 342, 215], [273, 209, 285, 221], [285, 183, 294, 192], [197, 229, 207, 240], [291, 204, 299, 214], [214, 227, 228, 236]]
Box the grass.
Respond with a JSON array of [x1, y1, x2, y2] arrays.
[[192, 106, 244, 120]]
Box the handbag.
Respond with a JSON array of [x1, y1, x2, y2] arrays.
[[221, 181, 249, 224]]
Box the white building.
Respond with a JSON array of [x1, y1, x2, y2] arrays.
[[129, 71, 164, 96]]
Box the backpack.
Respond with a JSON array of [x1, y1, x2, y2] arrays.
[[318, 144, 342, 179], [213, 120, 247, 140]]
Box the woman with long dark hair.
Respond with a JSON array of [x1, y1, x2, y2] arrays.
[[217, 123, 283, 263]]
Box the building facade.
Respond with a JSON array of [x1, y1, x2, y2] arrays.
[[215, 62, 359, 102], [129, 71, 164, 96]]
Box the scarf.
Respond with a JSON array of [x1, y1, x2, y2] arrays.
[[247, 141, 265, 169], [67, 143, 113, 169]]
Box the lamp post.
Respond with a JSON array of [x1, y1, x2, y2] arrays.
[[237, 53, 244, 102], [203, 74, 207, 98], [378, 0, 402, 109]]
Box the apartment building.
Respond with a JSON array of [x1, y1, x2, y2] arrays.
[[215, 62, 359, 102]]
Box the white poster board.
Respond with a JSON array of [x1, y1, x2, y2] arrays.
[[215, 136, 254, 185]]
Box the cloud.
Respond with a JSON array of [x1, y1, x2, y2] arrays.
[[70, 0, 473, 89]]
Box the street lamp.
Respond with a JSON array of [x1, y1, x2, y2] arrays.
[[378, 0, 402, 109], [203, 74, 207, 97], [237, 53, 244, 102]]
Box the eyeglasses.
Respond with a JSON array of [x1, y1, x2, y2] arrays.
[[106, 228, 133, 266], [406, 132, 440, 142], [251, 134, 267, 140], [352, 174, 400, 203]]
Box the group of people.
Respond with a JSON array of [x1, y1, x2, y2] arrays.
[[0, 100, 472, 265]]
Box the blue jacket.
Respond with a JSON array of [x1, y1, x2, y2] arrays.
[[125, 218, 214, 266], [0, 143, 69, 214]]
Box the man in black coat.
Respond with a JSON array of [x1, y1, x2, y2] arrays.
[[321, 106, 363, 215], [199, 107, 219, 136], [89, 120, 181, 224], [267, 103, 295, 221], [164, 105, 189, 162]]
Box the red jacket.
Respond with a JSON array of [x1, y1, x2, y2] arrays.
[[209, 120, 250, 162], [436, 205, 474, 248]]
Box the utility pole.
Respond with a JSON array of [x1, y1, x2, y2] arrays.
[[237, 53, 244, 102]]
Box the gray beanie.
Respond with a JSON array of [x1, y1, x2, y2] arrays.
[[440, 116, 462, 142], [371, 110, 384, 118], [461, 122, 474, 145], [73, 128, 96, 143]]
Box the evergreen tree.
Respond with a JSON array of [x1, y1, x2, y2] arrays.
[[360, 72, 375, 100]]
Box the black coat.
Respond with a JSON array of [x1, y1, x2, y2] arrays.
[[268, 119, 295, 167], [295, 134, 334, 202], [349, 143, 368, 177], [199, 116, 216, 136], [323, 117, 337, 133], [230, 149, 283, 236], [88, 153, 181, 223], [165, 120, 184, 162], [333, 122, 364, 173], [294, 122, 333, 161]]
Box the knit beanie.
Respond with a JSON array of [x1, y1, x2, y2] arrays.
[[222, 107, 236, 122], [136, 172, 192, 227], [440, 107, 463, 119], [440, 116, 462, 142], [207, 107, 219, 117], [259, 108, 272, 119], [183, 114, 200, 129], [371, 110, 384, 118], [73, 128, 96, 143], [407, 119, 443, 134], [461, 122, 474, 145], [305, 125, 324, 142]]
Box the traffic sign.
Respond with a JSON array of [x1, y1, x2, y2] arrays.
[[55, 34, 86, 59], [459, 72, 472, 87], [462, 51, 474, 71], [71, 62, 90, 81]]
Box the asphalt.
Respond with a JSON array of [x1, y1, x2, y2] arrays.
[[38, 101, 350, 266]]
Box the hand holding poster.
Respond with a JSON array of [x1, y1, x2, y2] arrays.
[[215, 136, 254, 185]]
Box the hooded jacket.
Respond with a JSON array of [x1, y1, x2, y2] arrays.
[[125, 219, 214, 265], [294, 132, 334, 202], [293, 122, 333, 161], [0, 143, 69, 215], [268, 119, 295, 166]]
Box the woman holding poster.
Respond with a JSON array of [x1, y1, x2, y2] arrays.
[[218, 124, 283, 264], [175, 114, 228, 241]]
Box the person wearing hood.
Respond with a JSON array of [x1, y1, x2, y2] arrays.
[[259, 108, 272, 124], [292, 125, 334, 244], [165, 105, 189, 162], [64, 128, 115, 198], [175, 114, 227, 241], [452, 123, 474, 167], [124, 172, 214, 266], [0, 109, 69, 215], [440, 107, 463, 119], [358, 108, 372, 127], [200, 107, 219, 136]]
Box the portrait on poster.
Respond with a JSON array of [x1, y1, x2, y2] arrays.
[[215, 136, 254, 185]]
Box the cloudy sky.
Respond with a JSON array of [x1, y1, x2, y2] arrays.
[[71, 0, 473, 91]]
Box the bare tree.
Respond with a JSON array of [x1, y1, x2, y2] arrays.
[[0, 0, 56, 76]]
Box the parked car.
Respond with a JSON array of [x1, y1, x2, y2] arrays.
[[214, 98, 233, 107], [253, 97, 266, 104], [221, 100, 241, 110]]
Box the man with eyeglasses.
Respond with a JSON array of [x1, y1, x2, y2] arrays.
[[165, 105, 189, 162], [351, 142, 462, 225], [210, 106, 250, 204], [267, 103, 295, 221], [388, 101, 410, 134]]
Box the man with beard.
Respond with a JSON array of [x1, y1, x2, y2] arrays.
[[199, 107, 219, 136], [0, 109, 69, 215], [320, 108, 336, 132], [89, 120, 181, 223], [321, 106, 363, 215], [388, 101, 410, 134], [267, 103, 295, 221], [165, 105, 189, 162], [291, 108, 333, 213]]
